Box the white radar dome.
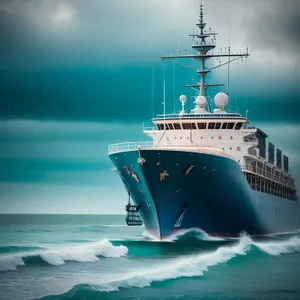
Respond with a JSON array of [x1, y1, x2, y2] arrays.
[[179, 95, 187, 102], [214, 92, 229, 108], [195, 96, 207, 108]]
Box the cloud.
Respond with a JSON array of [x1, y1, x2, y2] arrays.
[[0, 119, 145, 142], [0, 120, 146, 186], [1, 0, 299, 68], [48, 2, 76, 27]]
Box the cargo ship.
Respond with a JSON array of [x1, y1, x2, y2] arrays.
[[108, 4, 299, 239]]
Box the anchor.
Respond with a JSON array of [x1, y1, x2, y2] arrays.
[[137, 146, 146, 165]]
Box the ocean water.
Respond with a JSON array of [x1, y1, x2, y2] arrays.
[[0, 215, 300, 300]]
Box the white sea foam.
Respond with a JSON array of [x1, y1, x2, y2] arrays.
[[169, 228, 226, 242], [89, 234, 252, 292], [0, 239, 127, 272], [87, 234, 300, 292], [3, 234, 300, 300], [253, 236, 300, 256], [143, 227, 225, 242]]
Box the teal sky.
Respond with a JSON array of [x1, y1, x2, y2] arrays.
[[0, 0, 299, 213]]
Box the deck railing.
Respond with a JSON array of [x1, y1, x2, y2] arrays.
[[108, 141, 233, 159], [241, 164, 295, 188], [108, 141, 153, 154]]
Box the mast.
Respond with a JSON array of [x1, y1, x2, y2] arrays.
[[161, 4, 250, 98]]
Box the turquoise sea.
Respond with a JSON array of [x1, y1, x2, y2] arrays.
[[0, 214, 300, 300]]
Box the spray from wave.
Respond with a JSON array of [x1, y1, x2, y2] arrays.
[[254, 236, 300, 256], [143, 227, 225, 242], [169, 228, 226, 242], [0, 239, 128, 272], [85, 234, 300, 292]]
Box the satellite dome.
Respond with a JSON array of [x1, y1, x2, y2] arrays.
[[195, 96, 206, 108], [214, 93, 229, 108], [191, 95, 207, 114], [179, 95, 187, 102]]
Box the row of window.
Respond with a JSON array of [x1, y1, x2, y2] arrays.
[[244, 173, 297, 201], [157, 122, 243, 131]]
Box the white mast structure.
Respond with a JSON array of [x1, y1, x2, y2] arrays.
[[161, 3, 250, 101]]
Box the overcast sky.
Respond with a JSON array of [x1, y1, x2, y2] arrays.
[[1, 0, 300, 68], [0, 0, 299, 213]]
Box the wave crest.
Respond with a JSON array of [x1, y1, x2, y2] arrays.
[[0, 239, 128, 272], [87, 234, 300, 292], [254, 236, 300, 256], [169, 228, 226, 242], [143, 228, 225, 242]]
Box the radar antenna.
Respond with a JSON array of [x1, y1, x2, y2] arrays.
[[161, 4, 250, 99]]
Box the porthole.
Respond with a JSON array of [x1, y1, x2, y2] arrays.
[[230, 147, 232, 150], [237, 146, 241, 151], [201, 137, 203, 139], [180, 137, 182, 140], [230, 136, 233, 139], [211, 137, 214, 139]]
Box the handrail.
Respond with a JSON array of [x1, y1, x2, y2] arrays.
[[152, 114, 244, 121], [241, 164, 295, 189], [143, 126, 157, 131], [155, 113, 242, 118], [108, 141, 233, 159]]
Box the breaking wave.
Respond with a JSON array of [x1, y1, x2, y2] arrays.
[[143, 227, 225, 242], [169, 228, 226, 242], [82, 234, 300, 293], [0, 239, 128, 272]]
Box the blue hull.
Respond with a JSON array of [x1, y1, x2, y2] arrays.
[[109, 150, 300, 239]]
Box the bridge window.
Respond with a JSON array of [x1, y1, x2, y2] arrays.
[[158, 124, 164, 130], [222, 122, 227, 129], [182, 123, 196, 129], [168, 123, 174, 130], [197, 123, 207, 129], [227, 123, 235, 129], [208, 123, 215, 129], [235, 122, 243, 130], [165, 124, 169, 130], [174, 123, 181, 130], [215, 123, 221, 129]]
